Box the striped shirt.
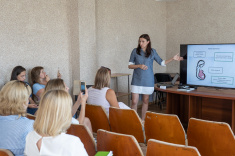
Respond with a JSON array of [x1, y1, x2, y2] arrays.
[[0, 115, 34, 156]]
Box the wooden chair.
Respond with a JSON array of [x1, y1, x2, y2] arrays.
[[67, 124, 96, 156], [85, 104, 110, 133], [26, 113, 36, 120], [187, 118, 235, 156], [145, 111, 186, 145], [97, 129, 144, 156], [146, 139, 201, 156], [0, 149, 14, 156], [109, 107, 144, 143]]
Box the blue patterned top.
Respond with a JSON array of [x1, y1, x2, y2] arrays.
[[129, 48, 163, 88], [0, 115, 34, 156]]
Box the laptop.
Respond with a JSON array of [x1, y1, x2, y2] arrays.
[[157, 73, 179, 88]]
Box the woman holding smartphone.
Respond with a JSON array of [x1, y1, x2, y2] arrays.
[[44, 79, 93, 133], [128, 34, 183, 121]]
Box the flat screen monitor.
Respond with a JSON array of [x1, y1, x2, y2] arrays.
[[180, 43, 235, 89]]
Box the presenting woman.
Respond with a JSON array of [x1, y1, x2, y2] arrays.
[[128, 34, 183, 121]]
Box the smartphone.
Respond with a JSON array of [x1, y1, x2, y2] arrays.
[[80, 81, 86, 94], [57, 67, 60, 78]]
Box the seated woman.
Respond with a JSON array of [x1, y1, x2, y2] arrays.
[[31, 66, 61, 102], [87, 67, 130, 116], [0, 81, 34, 156], [24, 90, 88, 156], [44, 78, 92, 133], [10, 65, 38, 115]]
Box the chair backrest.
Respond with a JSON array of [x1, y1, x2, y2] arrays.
[[67, 124, 96, 156], [85, 104, 110, 133], [97, 129, 144, 156], [154, 73, 172, 83], [0, 149, 14, 156], [26, 114, 36, 120], [187, 118, 235, 156], [145, 111, 186, 145], [146, 139, 201, 156], [109, 107, 144, 143]]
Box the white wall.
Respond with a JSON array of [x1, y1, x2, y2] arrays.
[[0, 0, 71, 89], [166, 0, 235, 73], [2, 0, 234, 98], [96, 0, 167, 92], [0, 0, 167, 98]]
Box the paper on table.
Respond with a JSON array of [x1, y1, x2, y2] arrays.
[[177, 88, 195, 92], [160, 86, 167, 89]]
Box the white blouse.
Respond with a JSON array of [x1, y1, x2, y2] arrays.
[[87, 87, 130, 116], [24, 131, 88, 156]]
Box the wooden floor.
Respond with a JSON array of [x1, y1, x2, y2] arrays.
[[137, 101, 167, 118]]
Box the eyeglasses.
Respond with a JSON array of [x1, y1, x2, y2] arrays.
[[101, 66, 111, 74]]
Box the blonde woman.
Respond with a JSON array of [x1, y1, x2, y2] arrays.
[[87, 67, 130, 116], [0, 81, 34, 156], [44, 79, 92, 133], [24, 90, 88, 156]]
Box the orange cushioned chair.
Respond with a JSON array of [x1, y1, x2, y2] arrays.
[[26, 113, 36, 120], [0, 149, 14, 156], [145, 111, 186, 145], [109, 107, 145, 143], [85, 104, 110, 133], [146, 139, 201, 156], [97, 129, 144, 156], [67, 124, 96, 156], [187, 118, 235, 156]]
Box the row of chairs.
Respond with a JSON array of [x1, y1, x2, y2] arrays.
[[0, 129, 199, 156], [67, 124, 199, 156], [97, 129, 200, 156], [26, 105, 235, 156], [85, 104, 184, 144], [84, 104, 235, 156]]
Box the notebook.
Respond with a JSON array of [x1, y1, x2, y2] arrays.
[[157, 73, 179, 88]]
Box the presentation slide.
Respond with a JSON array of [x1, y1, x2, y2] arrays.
[[187, 44, 235, 88]]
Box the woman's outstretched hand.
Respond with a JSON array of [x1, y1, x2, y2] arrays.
[[173, 53, 183, 61]]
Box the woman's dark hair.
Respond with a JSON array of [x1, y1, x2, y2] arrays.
[[136, 34, 152, 58], [10, 66, 26, 81]]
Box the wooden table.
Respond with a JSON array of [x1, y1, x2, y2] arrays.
[[155, 85, 235, 132], [111, 73, 131, 106]]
